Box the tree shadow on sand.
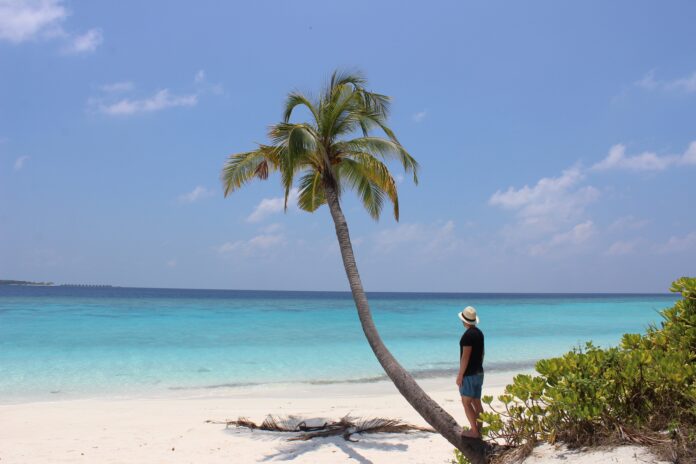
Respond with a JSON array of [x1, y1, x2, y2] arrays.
[[211, 415, 430, 463], [260, 435, 411, 463]]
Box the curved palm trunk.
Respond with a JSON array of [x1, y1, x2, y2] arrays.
[[323, 183, 488, 464]]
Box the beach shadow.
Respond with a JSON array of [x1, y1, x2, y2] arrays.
[[215, 416, 418, 463], [258, 434, 411, 463]]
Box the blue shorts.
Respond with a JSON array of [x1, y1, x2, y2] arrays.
[[459, 373, 484, 399]]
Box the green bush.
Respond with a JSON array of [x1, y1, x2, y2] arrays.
[[451, 448, 472, 464], [479, 277, 696, 461]]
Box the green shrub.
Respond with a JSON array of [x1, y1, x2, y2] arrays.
[[451, 448, 472, 464], [479, 277, 696, 462]]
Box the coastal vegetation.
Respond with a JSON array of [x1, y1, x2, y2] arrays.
[[220, 70, 488, 462], [469, 277, 696, 463], [0, 279, 54, 286]]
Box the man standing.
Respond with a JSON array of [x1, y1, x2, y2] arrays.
[[456, 306, 484, 438]]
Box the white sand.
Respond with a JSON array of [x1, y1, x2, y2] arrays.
[[0, 372, 667, 463]]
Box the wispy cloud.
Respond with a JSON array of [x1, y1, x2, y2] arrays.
[[218, 233, 286, 256], [13, 155, 29, 171], [373, 220, 461, 255], [490, 140, 696, 257], [592, 142, 696, 172], [246, 188, 298, 223], [412, 110, 427, 123], [100, 81, 134, 93], [605, 240, 638, 256], [489, 166, 599, 235], [0, 0, 102, 53], [260, 223, 283, 234], [178, 186, 214, 204], [193, 68, 224, 95], [635, 69, 696, 94], [608, 216, 649, 232], [97, 89, 197, 116], [62, 28, 102, 54], [0, 0, 65, 43], [166, 259, 177, 268], [529, 221, 596, 256], [657, 232, 696, 253], [91, 71, 221, 116]]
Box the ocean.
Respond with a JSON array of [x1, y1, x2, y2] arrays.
[[0, 286, 677, 402]]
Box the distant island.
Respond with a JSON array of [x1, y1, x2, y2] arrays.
[[0, 280, 113, 288], [0, 279, 54, 286]]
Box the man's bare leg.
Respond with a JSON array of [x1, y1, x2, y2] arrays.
[[460, 396, 481, 438]]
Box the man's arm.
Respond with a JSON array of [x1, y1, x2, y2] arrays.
[[457, 346, 472, 386]]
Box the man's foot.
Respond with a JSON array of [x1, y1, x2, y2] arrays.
[[461, 429, 481, 439]]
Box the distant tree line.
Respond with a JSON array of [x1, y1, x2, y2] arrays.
[[0, 279, 54, 286]]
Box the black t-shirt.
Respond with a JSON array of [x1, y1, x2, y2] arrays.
[[459, 326, 484, 376]]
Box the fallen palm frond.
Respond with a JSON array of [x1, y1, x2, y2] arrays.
[[207, 415, 434, 442]]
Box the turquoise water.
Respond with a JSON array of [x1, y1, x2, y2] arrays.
[[0, 286, 676, 402]]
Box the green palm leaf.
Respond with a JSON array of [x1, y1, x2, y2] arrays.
[[221, 69, 417, 221], [221, 145, 280, 197]]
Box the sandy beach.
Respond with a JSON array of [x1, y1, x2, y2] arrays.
[[0, 371, 667, 464]]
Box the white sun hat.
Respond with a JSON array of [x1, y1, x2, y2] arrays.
[[458, 306, 479, 325]]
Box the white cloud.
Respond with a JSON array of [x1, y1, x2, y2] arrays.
[[374, 223, 426, 251], [608, 216, 649, 232], [13, 155, 29, 171], [373, 220, 461, 255], [412, 110, 427, 123], [178, 186, 214, 204], [192, 69, 224, 96], [97, 89, 198, 116], [62, 27, 101, 54], [657, 232, 696, 253], [100, 81, 134, 93], [0, 0, 66, 43], [218, 233, 286, 256], [0, 0, 101, 53], [489, 166, 599, 234], [246, 188, 299, 223], [92, 71, 221, 116], [592, 142, 696, 172], [666, 72, 696, 93], [166, 259, 177, 268], [635, 70, 696, 94], [529, 221, 595, 256], [635, 70, 658, 90], [606, 240, 638, 256], [260, 223, 283, 234]]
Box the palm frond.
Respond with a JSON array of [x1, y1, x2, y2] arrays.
[[328, 70, 366, 96], [283, 91, 319, 123], [342, 152, 399, 220], [335, 137, 419, 184], [221, 146, 279, 196], [339, 158, 386, 220], [221, 69, 418, 223], [297, 170, 326, 212], [213, 414, 434, 442]]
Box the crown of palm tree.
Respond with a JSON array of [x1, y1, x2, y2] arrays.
[[221, 70, 418, 221]]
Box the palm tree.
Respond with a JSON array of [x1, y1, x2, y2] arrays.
[[221, 70, 488, 463]]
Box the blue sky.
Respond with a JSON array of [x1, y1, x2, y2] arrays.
[[1, 0, 694, 292]]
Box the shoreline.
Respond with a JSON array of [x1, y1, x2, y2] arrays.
[[0, 373, 513, 464], [0, 370, 527, 406], [0, 370, 668, 463]]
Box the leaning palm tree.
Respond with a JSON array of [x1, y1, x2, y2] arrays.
[[221, 70, 488, 463]]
